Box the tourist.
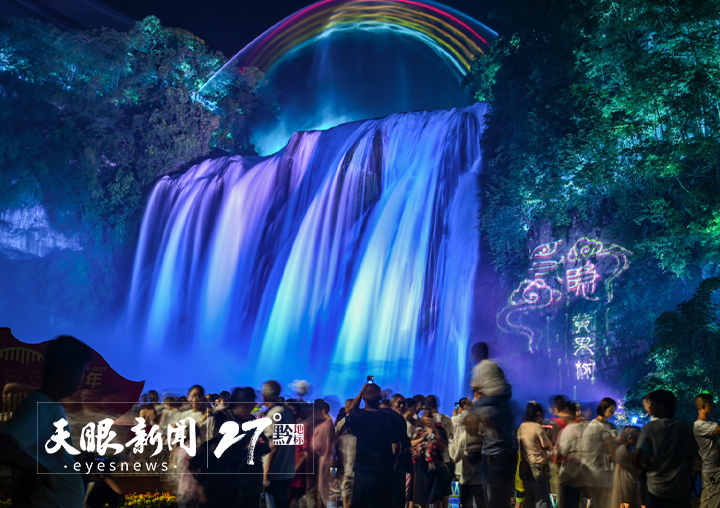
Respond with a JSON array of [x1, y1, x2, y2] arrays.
[[311, 399, 336, 508], [694, 393, 720, 508], [285, 398, 314, 508], [555, 421, 586, 508], [262, 380, 296, 508], [336, 398, 357, 508], [336, 406, 346, 424], [547, 395, 567, 442], [191, 387, 268, 508], [132, 393, 149, 418], [467, 341, 515, 508], [643, 394, 658, 422], [449, 406, 485, 508], [610, 426, 641, 508], [469, 341, 512, 399], [212, 390, 231, 414], [287, 400, 312, 508], [452, 398, 471, 434], [555, 401, 588, 508], [423, 395, 454, 478], [346, 382, 403, 508], [175, 386, 214, 508], [580, 397, 619, 508], [472, 391, 516, 508], [411, 406, 452, 508], [158, 396, 180, 432], [336, 398, 354, 431], [383, 394, 413, 508], [403, 397, 420, 508], [450, 398, 470, 495], [175, 384, 216, 442], [149, 389, 164, 416], [391, 393, 406, 413], [549, 399, 578, 496], [179, 395, 191, 411], [634, 389, 697, 508], [139, 393, 160, 425], [0, 335, 93, 508], [411, 395, 426, 422], [517, 401, 553, 508]]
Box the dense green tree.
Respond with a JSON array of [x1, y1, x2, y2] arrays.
[[463, 0, 720, 389], [625, 277, 720, 422], [0, 17, 275, 333], [466, 0, 720, 279]]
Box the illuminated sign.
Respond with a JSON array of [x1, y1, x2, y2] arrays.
[[571, 313, 596, 382], [575, 359, 595, 381], [498, 238, 631, 351]]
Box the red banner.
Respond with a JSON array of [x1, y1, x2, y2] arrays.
[[0, 327, 144, 422]]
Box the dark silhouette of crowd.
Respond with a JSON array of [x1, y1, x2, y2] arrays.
[[0, 336, 714, 508]]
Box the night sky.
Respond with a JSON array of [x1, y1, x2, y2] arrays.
[[0, 0, 499, 56]]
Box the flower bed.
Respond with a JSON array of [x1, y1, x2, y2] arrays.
[[0, 491, 179, 507], [125, 492, 178, 508]]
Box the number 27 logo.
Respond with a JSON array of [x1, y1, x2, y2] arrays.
[[214, 417, 271, 464]]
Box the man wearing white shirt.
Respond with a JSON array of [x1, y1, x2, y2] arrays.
[[469, 342, 511, 399]]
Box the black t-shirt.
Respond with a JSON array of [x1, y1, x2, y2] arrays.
[[348, 407, 403, 474], [380, 407, 413, 473]]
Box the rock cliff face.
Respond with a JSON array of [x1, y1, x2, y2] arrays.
[[0, 206, 82, 260]]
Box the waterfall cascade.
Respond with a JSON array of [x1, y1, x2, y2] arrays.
[[126, 103, 485, 404]]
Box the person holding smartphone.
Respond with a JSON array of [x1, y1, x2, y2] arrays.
[[346, 380, 403, 508]]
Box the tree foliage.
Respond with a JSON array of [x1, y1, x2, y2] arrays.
[[465, 0, 720, 279], [625, 277, 720, 421], [0, 16, 273, 241], [0, 17, 275, 331], [463, 0, 720, 390]]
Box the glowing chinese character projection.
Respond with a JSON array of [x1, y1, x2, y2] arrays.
[[575, 359, 595, 380], [570, 312, 597, 381], [498, 238, 631, 351]]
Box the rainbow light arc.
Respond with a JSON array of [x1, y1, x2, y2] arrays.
[[201, 0, 494, 93]]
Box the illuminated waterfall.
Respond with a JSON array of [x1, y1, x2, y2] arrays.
[[126, 103, 485, 404]]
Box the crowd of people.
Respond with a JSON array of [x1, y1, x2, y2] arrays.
[[0, 336, 718, 508]]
